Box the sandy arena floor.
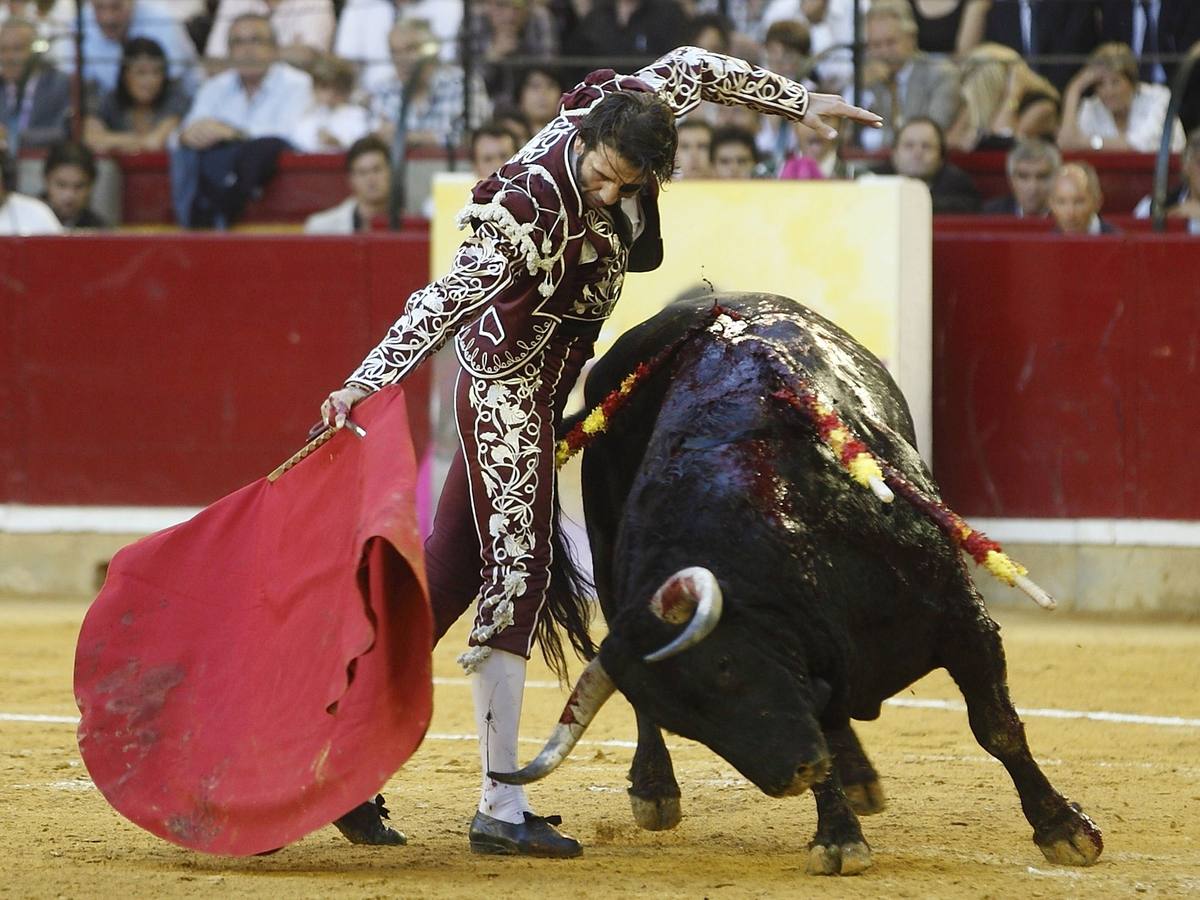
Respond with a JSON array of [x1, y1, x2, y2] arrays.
[[1, 597, 1198, 899]]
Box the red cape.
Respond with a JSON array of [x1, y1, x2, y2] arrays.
[[74, 388, 433, 856]]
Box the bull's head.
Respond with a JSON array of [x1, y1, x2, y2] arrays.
[[490, 566, 832, 798]]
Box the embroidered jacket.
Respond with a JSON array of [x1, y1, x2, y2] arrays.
[[345, 46, 811, 390]]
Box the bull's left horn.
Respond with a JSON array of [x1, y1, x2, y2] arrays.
[[644, 566, 724, 663], [487, 656, 615, 785]]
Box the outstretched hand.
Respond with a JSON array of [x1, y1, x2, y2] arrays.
[[802, 93, 884, 140]]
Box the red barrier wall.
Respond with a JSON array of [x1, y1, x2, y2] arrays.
[[1, 235, 431, 506], [3, 231, 1199, 518], [932, 233, 1200, 518]]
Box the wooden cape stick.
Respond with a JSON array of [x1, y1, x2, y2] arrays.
[[267, 420, 367, 483]]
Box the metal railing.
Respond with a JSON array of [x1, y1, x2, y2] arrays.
[[1152, 40, 1200, 232]]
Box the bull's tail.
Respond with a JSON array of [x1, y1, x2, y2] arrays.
[[535, 485, 597, 682]]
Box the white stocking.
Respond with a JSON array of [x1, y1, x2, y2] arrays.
[[472, 648, 532, 824]]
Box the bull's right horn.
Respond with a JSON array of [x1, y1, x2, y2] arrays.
[[644, 566, 724, 663], [487, 656, 615, 785]]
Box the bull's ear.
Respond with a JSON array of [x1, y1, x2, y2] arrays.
[[643, 567, 724, 663], [648, 573, 700, 624]]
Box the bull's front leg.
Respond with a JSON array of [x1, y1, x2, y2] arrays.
[[807, 769, 872, 875], [627, 710, 682, 830], [939, 601, 1103, 866], [826, 724, 886, 815]]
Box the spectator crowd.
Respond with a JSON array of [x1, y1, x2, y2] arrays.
[[1, 0, 1199, 234]]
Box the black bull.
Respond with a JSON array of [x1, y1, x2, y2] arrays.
[[495, 294, 1102, 875]]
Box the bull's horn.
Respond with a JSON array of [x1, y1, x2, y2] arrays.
[[487, 656, 615, 785], [644, 566, 724, 663]]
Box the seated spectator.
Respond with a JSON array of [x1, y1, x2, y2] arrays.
[[947, 43, 1061, 152], [0, 0, 74, 56], [779, 121, 845, 179], [1059, 42, 1185, 153], [983, 138, 1061, 217], [469, 120, 518, 180], [290, 55, 370, 153], [0, 145, 60, 232], [83, 37, 188, 153], [41, 139, 109, 228], [205, 0, 335, 70], [172, 13, 313, 227], [334, 0, 396, 95], [514, 65, 563, 134], [1014, 89, 1062, 145], [858, 0, 960, 150], [398, 0, 463, 61], [369, 18, 490, 150], [683, 12, 733, 55], [1049, 161, 1117, 234], [1, 16, 71, 151], [766, 0, 856, 95], [757, 19, 812, 171], [59, 0, 199, 96], [463, 0, 559, 103], [674, 117, 712, 178], [871, 116, 980, 213], [304, 134, 392, 233], [904, 0, 989, 57], [563, 0, 687, 82], [490, 102, 531, 145], [711, 125, 758, 179], [701, 99, 761, 140], [1134, 127, 1200, 234], [982, 0, 1100, 92]]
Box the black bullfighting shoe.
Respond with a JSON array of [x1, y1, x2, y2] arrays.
[[333, 794, 407, 845], [468, 811, 583, 858]]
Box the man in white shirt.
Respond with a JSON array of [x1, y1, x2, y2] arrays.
[[304, 135, 392, 233], [172, 13, 312, 227], [0, 146, 62, 234]]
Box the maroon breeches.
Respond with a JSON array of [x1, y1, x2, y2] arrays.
[[424, 333, 591, 660]]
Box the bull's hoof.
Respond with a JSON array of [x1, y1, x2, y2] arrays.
[[628, 793, 682, 831], [842, 780, 886, 816], [1034, 802, 1103, 866], [806, 840, 872, 876]]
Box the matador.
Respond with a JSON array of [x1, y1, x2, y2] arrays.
[[321, 45, 882, 857]]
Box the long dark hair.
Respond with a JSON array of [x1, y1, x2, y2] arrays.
[[577, 92, 678, 187], [115, 37, 170, 110]]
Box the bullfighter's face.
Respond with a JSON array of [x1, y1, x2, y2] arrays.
[[574, 138, 646, 210]]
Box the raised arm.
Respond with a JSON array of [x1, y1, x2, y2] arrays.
[[342, 221, 539, 395], [635, 46, 882, 139]]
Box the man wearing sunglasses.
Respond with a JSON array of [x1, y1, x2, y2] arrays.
[[320, 45, 881, 858]]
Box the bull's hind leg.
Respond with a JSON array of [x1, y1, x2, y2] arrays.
[[827, 724, 886, 815], [627, 710, 682, 830], [939, 601, 1103, 866], [807, 769, 872, 875]]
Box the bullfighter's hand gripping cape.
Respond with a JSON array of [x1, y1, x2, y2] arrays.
[[73, 388, 433, 856]]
